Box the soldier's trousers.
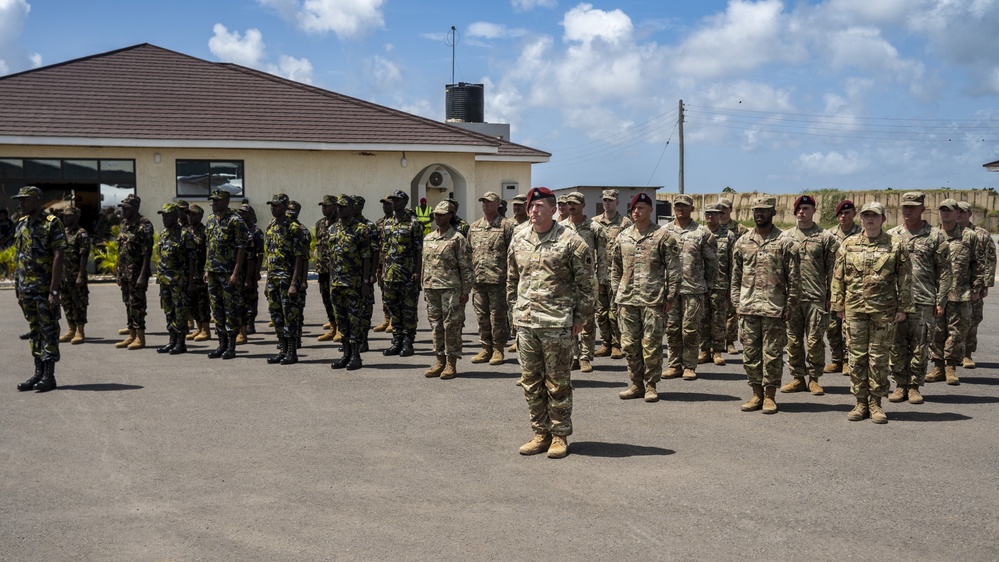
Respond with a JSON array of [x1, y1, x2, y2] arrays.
[[472, 283, 508, 349], [159, 283, 190, 334], [517, 326, 573, 437], [61, 280, 89, 326], [318, 272, 336, 325], [331, 284, 363, 345], [119, 280, 147, 330], [426, 288, 465, 358], [207, 273, 243, 334], [666, 293, 704, 370], [244, 282, 259, 329], [596, 283, 621, 348], [20, 293, 60, 362], [726, 305, 738, 346], [378, 279, 390, 323], [785, 300, 828, 379], [968, 298, 985, 355], [826, 313, 846, 365], [362, 282, 375, 335], [383, 281, 419, 339], [189, 282, 210, 323], [740, 315, 785, 388], [931, 300, 970, 366], [845, 312, 896, 399], [619, 304, 665, 386], [293, 282, 307, 335], [267, 278, 301, 339], [890, 304, 934, 387], [699, 289, 728, 354]]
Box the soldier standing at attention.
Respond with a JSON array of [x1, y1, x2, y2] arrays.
[[699, 203, 736, 366], [927, 199, 984, 385], [353, 196, 378, 352], [468, 191, 514, 366], [204, 188, 248, 360], [612, 192, 681, 402], [561, 191, 605, 373], [381, 190, 423, 358], [423, 201, 473, 378], [414, 197, 433, 236], [825, 200, 861, 375], [593, 189, 632, 360], [956, 201, 996, 369], [887, 192, 951, 405], [185, 204, 212, 342], [507, 193, 531, 355], [731, 196, 798, 415], [58, 206, 90, 345], [237, 203, 264, 345], [447, 198, 470, 238], [154, 203, 197, 355], [115, 194, 153, 350], [508, 187, 594, 459], [718, 197, 747, 355], [329, 195, 371, 371], [287, 201, 310, 349], [663, 194, 717, 381], [831, 202, 913, 424], [263, 194, 306, 365], [556, 195, 570, 222], [315, 195, 338, 342], [372, 195, 395, 333], [13, 186, 66, 393], [780, 195, 839, 396]]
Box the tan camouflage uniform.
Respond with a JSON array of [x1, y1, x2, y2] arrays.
[[826, 222, 862, 367], [594, 205, 633, 351], [423, 225, 472, 358], [932, 223, 984, 366], [722, 218, 748, 347], [702, 222, 737, 356], [967, 223, 996, 358], [664, 218, 717, 373], [560, 214, 605, 363], [782, 224, 839, 380], [468, 213, 514, 351]]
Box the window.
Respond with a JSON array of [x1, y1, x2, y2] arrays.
[[0, 157, 135, 189], [176, 160, 244, 198]]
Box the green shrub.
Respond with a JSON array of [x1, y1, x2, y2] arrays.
[[0, 245, 15, 279], [93, 240, 119, 275]]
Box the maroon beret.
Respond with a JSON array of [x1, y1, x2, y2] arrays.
[[794, 195, 816, 212], [630, 192, 654, 208], [835, 200, 855, 216], [526, 187, 556, 206]]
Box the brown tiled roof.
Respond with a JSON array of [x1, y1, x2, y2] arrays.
[[0, 43, 549, 159]]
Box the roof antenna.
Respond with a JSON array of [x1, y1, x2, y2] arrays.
[[446, 26, 459, 84]]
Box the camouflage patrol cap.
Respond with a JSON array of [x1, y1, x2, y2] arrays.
[[379, 193, 393, 203], [704, 203, 723, 214], [119, 194, 141, 208], [717, 197, 734, 208], [238, 202, 255, 216], [674, 194, 694, 206], [433, 201, 453, 215], [63, 206, 80, 216], [602, 189, 619, 201], [11, 185, 42, 199], [860, 201, 886, 216], [188, 204, 204, 216], [157, 203, 179, 215], [557, 195, 569, 204], [566, 192, 585, 205], [320, 195, 337, 206], [751, 196, 777, 210], [900, 192, 925, 206], [336, 194, 353, 206], [176, 200, 190, 211], [512, 194, 527, 204], [957, 201, 972, 213], [355, 196, 366, 206], [479, 191, 501, 202], [939, 198, 959, 211], [387, 189, 409, 201], [266, 193, 290, 206], [207, 188, 230, 201]]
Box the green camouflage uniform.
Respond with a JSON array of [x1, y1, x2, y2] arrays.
[[358, 217, 378, 334], [265, 218, 308, 340], [451, 215, 470, 238], [185, 222, 210, 323], [157, 224, 196, 333], [315, 215, 337, 326], [967, 224, 996, 356], [244, 224, 264, 329], [560, 216, 605, 362], [508, 223, 595, 437], [423, 226, 473, 358], [468, 215, 514, 350], [611, 223, 681, 386], [826, 223, 862, 366], [887, 222, 951, 386], [664, 220, 718, 371], [291, 219, 310, 338], [329, 214, 371, 345], [701, 225, 736, 355], [722, 220, 748, 346], [15, 213, 67, 362], [205, 209, 249, 335], [374, 214, 391, 322], [831, 231, 913, 399], [594, 211, 633, 349], [117, 216, 154, 330], [380, 210, 424, 340], [782, 224, 839, 379], [932, 224, 984, 366], [731, 227, 798, 388], [61, 224, 91, 327]]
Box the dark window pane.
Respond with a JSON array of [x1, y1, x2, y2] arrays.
[[100, 160, 136, 186], [0, 158, 23, 179], [210, 161, 244, 197], [176, 160, 211, 197], [25, 159, 62, 181], [64, 160, 99, 181]]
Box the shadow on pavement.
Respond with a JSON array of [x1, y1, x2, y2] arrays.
[[970, 362, 999, 370], [778, 401, 853, 413], [960, 376, 999, 386], [696, 372, 744, 381], [571, 441, 676, 458], [666, 392, 741, 402], [460, 370, 519, 380], [573, 378, 626, 389], [924, 394, 999, 404], [821, 386, 852, 395], [59, 383, 143, 391], [890, 411, 971, 422]]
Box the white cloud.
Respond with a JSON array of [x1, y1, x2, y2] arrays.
[[208, 23, 313, 84], [260, 0, 384, 39], [797, 150, 869, 175], [275, 55, 314, 84], [0, 0, 42, 75], [512, 0, 557, 11], [561, 3, 633, 46], [365, 54, 401, 88], [467, 21, 527, 40], [257, 0, 299, 20]]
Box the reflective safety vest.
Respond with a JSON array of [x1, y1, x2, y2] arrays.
[[414, 204, 433, 234]]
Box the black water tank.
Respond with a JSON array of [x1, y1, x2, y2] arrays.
[[446, 83, 484, 123]]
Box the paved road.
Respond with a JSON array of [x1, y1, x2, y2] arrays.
[[2, 283, 998, 561]]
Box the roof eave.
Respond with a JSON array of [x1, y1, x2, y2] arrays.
[[476, 154, 551, 163]]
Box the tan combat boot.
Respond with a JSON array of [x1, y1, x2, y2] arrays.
[[59, 324, 77, 343], [489, 348, 505, 366], [71, 325, 85, 344], [713, 352, 726, 366], [741, 384, 764, 412], [697, 351, 711, 364], [780, 377, 807, 393], [842, 363, 851, 377], [962, 355, 976, 369], [507, 341, 518, 353], [644, 384, 659, 403], [194, 321, 211, 342], [127, 329, 146, 350], [908, 385, 924, 405], [823, 362, 843, 373], [808, 376, 824, 396], [925, 360, 945, 383], [662, 366, 682, 379], [888, 385, 908, 403], [579, 359, 593, 373], [519, 433, 552, 455], [322, 321, 331, 330], [869, 396, 888, 424], [116, 328, 136, 348], [470, 346, 492, 364], [610, 346, 623, 359], [117, 327, 130, 336], [332, 329, 343, 343], [372, 319, 389, 332], [594, 345, 612, 357], [235, 327, 248, 345], [186, 323, 198, 340], [762, 386, 778, 414], [727, 342, 738, 355], [945, 365, 960, 386], [424, 356, 446, 377], [847, 398, 869, 421], [547, 435, 568, 459], [571, 358, 580, 371], [682, 368, 697, 381], [619, 384, 643, 399], [317, 328, 336, 342], [440, 356, 458, 380]]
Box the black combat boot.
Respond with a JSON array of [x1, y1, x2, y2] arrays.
[[268, 338, 287, 364], [17, 357, 44, 391], [359, 337, 369, 353], [157, 330, 178, 354], [384, 336, 403, 356], [331, 343, 352, 369], [280, 338, 299, 365], [170, 332, 188, 355], [221, 331, 238, 359], [33, 360, 57, 392], [346, 346, 363, 371], [208, 331, 227, 359], [399, 337, 415, 357]]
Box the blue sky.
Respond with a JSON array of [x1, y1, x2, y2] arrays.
[[3, 0, 999, 194]]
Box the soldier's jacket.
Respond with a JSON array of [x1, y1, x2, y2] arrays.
[[14, 213, 67, 294], [359, 217, 378, 278], [156, 225, 196, 286], [381, 211, 424, 282], [63, 225, 91, 279], [560, 216, 606, 281], [507, 223, 595, 328], [940, 224, 985, 302], [451, 216, 470, 238], [731, 226, 799, 318], [117, 216, 153, 282], [294, 219, 312, 287], [593, 212, 633, 284], [781, 224, 839, 303], [707, 226, 737, 291], [329, 218, 371, 287], [665, 220, 718, 295], [970, 223, 997, 288], [314, 216, 336, 271], [245, 224, 264, 271], [610, 223, 681, 307], [834, 223, 862, 242], [185, 222, 208, 280], [831, 231, 914, 315], [264, 219, 308, 281], [468, 215, 514, 284], [205, 210, 248, 274], [887, 222, 952, 308], [722, 220, 748, 239], [422, 226, 473, 293]]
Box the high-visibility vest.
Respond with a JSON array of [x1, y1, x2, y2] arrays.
[[414, 204, 432, 234]]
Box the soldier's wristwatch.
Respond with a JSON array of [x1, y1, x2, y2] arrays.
[[50, 290, 59, 296]]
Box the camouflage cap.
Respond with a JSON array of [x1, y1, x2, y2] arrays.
[[674, 194, 694, 206], [188, 204, 204, 216], [478, 191, 501, 202], [238, 202, 255, 216], [63, 206, 80, 216], [511, 194, 528, 204], [717, 197, 734, 208], [157, 203, 179, 214], [939, 198, 959, 210], [602, 189, 619, 200], [557, 195, 569, 204], [860, 201, 886, 216], [433, 200, 453, 215], [176, 199, 190, 211], [266, 193, 290, 206], [751, 196, 777, 210], [704, 203, 723, 213], [11, 185, 42, 199], [379, 193, 394, 203], [387, 189, 409, 201], [566, 192, 585, 205], [207, 188, 231, 201], [320, 195, 337, 206], [336, 194, 353, 206], [900, 192, 925, 206], [957, 201, 972, 213], [354, 195, 366, 206], [447, 197, 460, 210], [119, 194, 141, 208]]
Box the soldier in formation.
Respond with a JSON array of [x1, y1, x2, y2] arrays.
[[287, 200, 310, 349], [447, 198, 470, 238], [238, 203, 264, 344], [957, 201, 997, 368], [328, 195, 371, 371], [154, 203, 196, 355], [115, 194, 153, 350], [263, 194, 307, 365], [354, 196, 378, 352], [593, 189, 632, 360], [824, 200, 861, 375], [58, 206, 89, 345], [372, 195, 395, 334], [560, 191, 605, 373], [205, 189, 248, 360], [506, 193, 530, 355], [699, 203, 736, 366], [422, 201, 473, 379], [185, 204, 212, 342], [468, 191, 513, 366], [718, 197, 747, 354], [315, 195, 338, 342], [380, 190, 423, 357]]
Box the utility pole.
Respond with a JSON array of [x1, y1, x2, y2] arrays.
[[678, 99, 684, 195]]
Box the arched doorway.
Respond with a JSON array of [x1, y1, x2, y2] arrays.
[[409, 164, 467, 217]]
